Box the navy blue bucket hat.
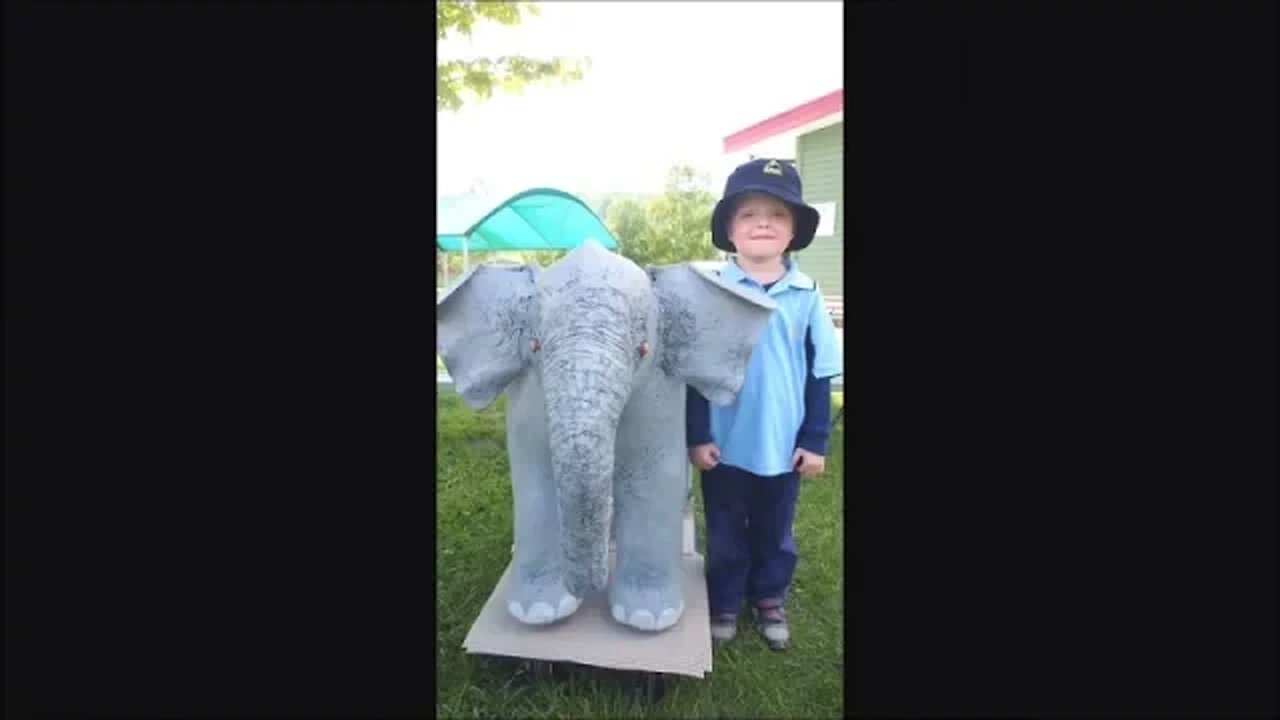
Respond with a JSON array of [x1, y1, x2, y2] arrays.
[[711, 158, 821, 253]]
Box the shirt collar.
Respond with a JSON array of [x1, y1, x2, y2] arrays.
[[719, 257, 816, 294]]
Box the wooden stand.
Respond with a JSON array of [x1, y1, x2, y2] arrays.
[[465, 494, 710, 703]]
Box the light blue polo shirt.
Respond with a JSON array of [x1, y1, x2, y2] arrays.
[[708, 258, 843, 477]]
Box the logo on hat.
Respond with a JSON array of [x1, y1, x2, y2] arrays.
[[762, 159, 784, 176]]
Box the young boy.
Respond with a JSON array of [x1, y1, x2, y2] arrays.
[[687, 158, 841, 651]]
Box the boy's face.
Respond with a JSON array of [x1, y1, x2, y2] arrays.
[[728, 192, 794, 262]]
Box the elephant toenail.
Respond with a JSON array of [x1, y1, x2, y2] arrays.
[[557, 594, 580, 618], [525, 602, 556, 624], [656, 604, 683, 630], [628, 609, 657, 631]]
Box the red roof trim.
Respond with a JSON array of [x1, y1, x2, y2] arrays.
[[723, 89, 843, 154]]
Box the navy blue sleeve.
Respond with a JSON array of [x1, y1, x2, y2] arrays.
[[796, 325, 832, 455], [686, 385, 714, 448]]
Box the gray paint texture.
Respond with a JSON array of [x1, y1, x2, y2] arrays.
[[438, 240, 774, 632]]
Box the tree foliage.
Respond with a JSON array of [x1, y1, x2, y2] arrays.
[[606, 165, 721, 268], [437, 0, 589, 112]]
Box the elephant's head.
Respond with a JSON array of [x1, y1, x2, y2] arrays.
[[437, 240, 774, 596]]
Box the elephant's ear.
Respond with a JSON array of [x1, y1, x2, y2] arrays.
[[650, 264, 776, 406], [438, 263, 538, 409]]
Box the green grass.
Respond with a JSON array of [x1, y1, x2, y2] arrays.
[[436, 393, 845, 718]]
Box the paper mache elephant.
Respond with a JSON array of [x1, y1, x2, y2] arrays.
[[438, 239, 775, 633]]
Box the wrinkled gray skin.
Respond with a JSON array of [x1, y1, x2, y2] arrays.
[[438, 240, 774, 632]]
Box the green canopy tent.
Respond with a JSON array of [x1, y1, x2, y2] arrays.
[[437, 188, 618, 286]]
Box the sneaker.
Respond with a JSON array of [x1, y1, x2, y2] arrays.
[[752, 604, 790, 651], [709, 613, 738, 644]]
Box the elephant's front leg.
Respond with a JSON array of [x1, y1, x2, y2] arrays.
[[609, 395, 688, 631], [505, 373, 580, 625]]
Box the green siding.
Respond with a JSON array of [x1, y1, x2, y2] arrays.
[[795, 123, 843, 295]]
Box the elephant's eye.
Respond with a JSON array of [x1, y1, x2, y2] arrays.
[[530, 339, 541, 353], [637, 341, 649, 359]]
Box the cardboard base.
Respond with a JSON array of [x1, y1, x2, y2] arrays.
[[462, 551, 713, 678]]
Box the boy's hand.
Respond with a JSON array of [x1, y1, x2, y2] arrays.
[[689, 443, 721, 471], [792, 448, 825, 479]]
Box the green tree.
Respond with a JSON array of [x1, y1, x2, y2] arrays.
[[437, 1, 590, 112], [605, 197, 650, 262], [514, 250, 566, 268], [607, 165, 721, 268]]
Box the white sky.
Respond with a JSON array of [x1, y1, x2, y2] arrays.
[[437, 1, 843, 197]]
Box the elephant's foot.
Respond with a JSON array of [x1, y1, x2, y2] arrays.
[[609, 579, 685, 632], [508, 571, 581, 626]]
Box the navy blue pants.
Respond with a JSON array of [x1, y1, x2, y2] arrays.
[[700, 463, 801, 617]]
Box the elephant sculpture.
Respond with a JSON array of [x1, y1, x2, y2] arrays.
[[438, 240, 775, 632]]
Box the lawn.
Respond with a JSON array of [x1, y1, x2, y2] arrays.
[[436, 392, 845, 718]]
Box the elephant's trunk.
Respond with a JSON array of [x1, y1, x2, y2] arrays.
[[543, 342, 632, 598]]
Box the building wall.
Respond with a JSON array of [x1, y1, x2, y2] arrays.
[[795, 122, 843, 295]]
